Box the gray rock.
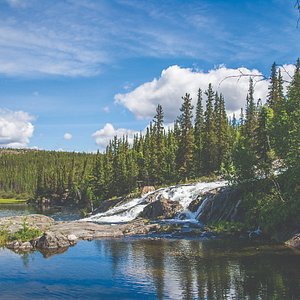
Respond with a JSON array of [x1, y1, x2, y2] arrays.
[[37, 232, 71, 250], [6, 241, 21, 249], [139, 197, 183, 220], [92, 198, 124, 214], [19, 242, 33, 250], [196, 188, 244, 223], [285, 233, 300, 250], [67, 234, 78, 245]]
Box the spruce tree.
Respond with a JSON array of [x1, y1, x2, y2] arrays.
[[267, 62, 278, 109], [194, 88, 204, 175], [177, 93, 195, 180], [153, 104, 166, 183], [202, 84, 217, 174]]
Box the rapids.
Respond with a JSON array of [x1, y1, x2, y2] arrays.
[[84, 181, 226, 223]]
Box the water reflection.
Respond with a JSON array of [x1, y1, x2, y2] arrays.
[[0, 203, 80, 221], [98, 238, 300, 300]]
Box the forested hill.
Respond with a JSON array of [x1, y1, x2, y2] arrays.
[[0, 149, 94, 206], [0, 60, 299, 235]]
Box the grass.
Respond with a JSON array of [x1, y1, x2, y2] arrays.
[[0, 198, 27, 204], [0, 220, 42, 246]]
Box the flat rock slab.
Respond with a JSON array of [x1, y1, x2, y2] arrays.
[[0, 214, 160, 253], [0, 214, 55, 234]]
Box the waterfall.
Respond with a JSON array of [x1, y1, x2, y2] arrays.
[[83, 180, 227, 224]]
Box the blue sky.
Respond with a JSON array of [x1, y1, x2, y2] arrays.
[[0, 0, 299, 151]]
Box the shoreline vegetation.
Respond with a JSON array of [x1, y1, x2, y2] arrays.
[[0, 198, 27, 204], [0, 60, 299, 252]]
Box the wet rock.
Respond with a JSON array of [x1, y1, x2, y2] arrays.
[[19, 242, 33, 251], [92, 197, 124, 214], [196, 188, 244, 223], [122, 219, 160, 235], [36, 232, 71, 250], [139, 198, 183, 220], [143, 191, 161, 203], [6, 241, 21, 250]]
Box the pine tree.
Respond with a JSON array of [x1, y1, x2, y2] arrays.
[[267, 62, 278, 109], [216, 94, 230, 169], [177, 93, 195, 180], [194, 88, 204, 175], [286, 59, 300, 169], [153, 104, 166, 183], [202, 84, 217, 174], [255, 105, 274, 175]]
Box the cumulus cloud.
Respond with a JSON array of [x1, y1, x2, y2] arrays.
[[0, 109, 34, 148], [64, 132, 72, 140], [92, 123, 139, 149], [115, 65, 273, 122]]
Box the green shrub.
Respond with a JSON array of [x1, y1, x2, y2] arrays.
[[0, 229, 9, 246], [207, 221, 245, 234], [10, 220, 42, 243]]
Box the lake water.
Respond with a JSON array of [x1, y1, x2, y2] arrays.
[[0, 237, 300, 299], [1, 205, 300, 299], [0, 203, 80, 221]]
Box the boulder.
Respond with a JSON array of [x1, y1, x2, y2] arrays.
[[285, 233, 300, 250], [36, 232, 72, 250], [196, 188, 244, 224], [139, 197, 183, 220], [141, 186, 156, 195], [19, 242, 33, 251]]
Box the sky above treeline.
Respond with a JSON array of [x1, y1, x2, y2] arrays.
[[0, 0, 299, 152]]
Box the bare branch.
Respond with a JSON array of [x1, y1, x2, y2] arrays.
[[218, 69, 266, 87], [281, 64, 293, 80], [218, 65, 292, 88]]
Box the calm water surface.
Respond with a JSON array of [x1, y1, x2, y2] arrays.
[[0, 203, 80, 221], [0, 237, 300, 300]]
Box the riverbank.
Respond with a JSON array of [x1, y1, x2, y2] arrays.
[[1, 214, 299, 257], [0, 214, 160, 254]]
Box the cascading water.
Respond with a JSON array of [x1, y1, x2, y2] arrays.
[[83, 181, 227, 224]]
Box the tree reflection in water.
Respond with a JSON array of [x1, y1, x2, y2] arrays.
[[97, 238, 300, 299]]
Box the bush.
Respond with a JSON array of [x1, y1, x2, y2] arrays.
[[10, 220, 42, 243]]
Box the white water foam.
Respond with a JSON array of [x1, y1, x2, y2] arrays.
[[83, 181, 227, 224]]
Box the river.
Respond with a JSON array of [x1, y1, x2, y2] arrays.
[[0, 237, 300, 299], [1, 200, 300, 299]]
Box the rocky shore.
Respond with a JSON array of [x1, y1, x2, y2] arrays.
[[0, 214, 160, 255]]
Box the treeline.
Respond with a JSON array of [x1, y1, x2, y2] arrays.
[[0, 149, 94, 207], [0, 60, 299, 226]]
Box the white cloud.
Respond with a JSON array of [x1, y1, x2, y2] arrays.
[[103, 106, 110, 113], [0, 109, 34, 148], [115, 65, 276, 122], [92, 123, 139, 149], [64, 132, 72, 140]]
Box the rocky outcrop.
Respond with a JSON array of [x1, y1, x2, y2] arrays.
[[92, 197, 124, 214], [285, 233, 300, 250], [0, 214, 160, 255], [0, 214, 55, 234], [196, 188, 244, 223], [139, 197, 183, 219], [35, 232, 77, 250]]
